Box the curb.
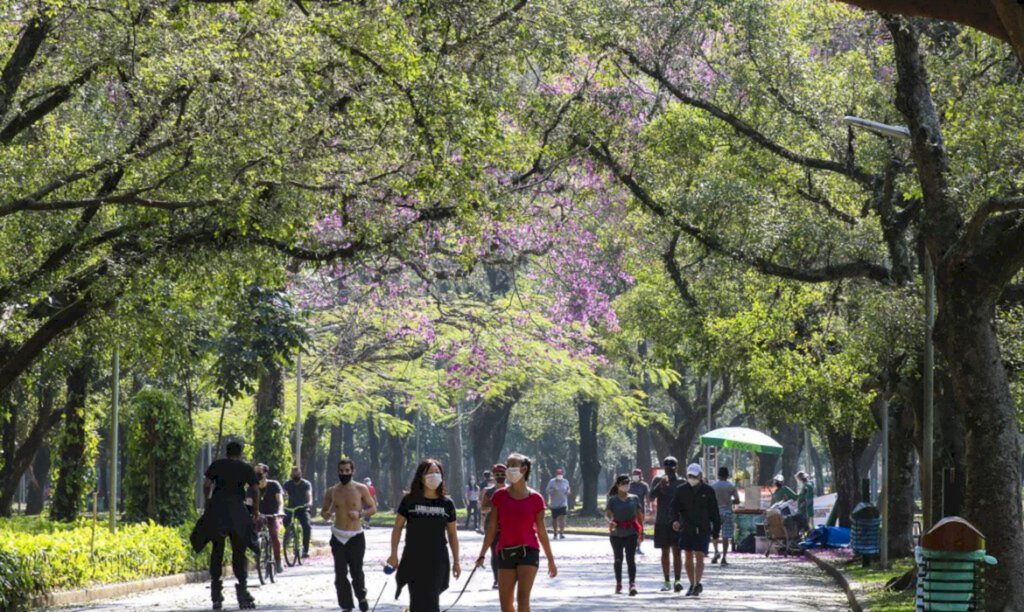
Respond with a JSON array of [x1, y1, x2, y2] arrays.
[[804, 550, 864, 612], [33, 544, 332, 609]]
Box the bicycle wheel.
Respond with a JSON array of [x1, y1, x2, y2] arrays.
[[255, 540, 267, 585], [295, 525, 304, 566], [265, 546, 275, 584], [283, 526, 297, 567]]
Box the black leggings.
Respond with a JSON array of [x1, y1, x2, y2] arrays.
[[610, 533, 638, 584], [408, 579, 443, 612], [465, 500, 480, 529]]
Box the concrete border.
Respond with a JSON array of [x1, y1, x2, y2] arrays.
[[31, 544, 332, 609], [804, 549, 864, 612]]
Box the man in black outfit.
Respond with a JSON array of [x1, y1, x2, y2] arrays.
[[650, 456, 684, 593], [283, 466, 313, 558], [671, 463, 721, 598], [201, 441, 260, 610]]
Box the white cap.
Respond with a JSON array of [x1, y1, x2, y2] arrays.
[[686, 463, 702, 476]]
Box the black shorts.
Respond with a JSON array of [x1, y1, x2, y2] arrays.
[[496, 546, 540, 569], [550, 506, 567, 518], [653, 523, 678, 549], [679, 531, 711, 554]]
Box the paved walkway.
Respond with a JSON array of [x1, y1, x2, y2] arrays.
[[66, 527, 849, 611]]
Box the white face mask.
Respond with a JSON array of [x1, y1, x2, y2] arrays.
[[424, 473, 442, 490], [555, 475, 563, 481], [507, 468, 523, 483], [631, 475, 640, 483], [687, 476, 700, 486]]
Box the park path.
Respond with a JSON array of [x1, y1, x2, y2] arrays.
[[64, 526, 849, 611]]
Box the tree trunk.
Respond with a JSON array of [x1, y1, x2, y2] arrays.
[[253, 360, 289, 478], [468, 388, 521, 478], [25, 443, 50, 515], [0, 380, 60, 517], [824, 427, 868, 528], [51, 360, 90, 522], [777, 423, 805, 483], [343, 422, 355, 465], [367, 416, 381, 506], [635, 425, 652, 474], [887, 398, 916, 559], [936, 299, 1024, 608], [446, 420, 465, 507], [300, 412, 318, 476], [807, 432, 825, 488], [576, 396, 601, 516], [327, 423, 342, 494]]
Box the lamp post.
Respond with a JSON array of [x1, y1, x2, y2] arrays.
[[843, 116, 919, 569]]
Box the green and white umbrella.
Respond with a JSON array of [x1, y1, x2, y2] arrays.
[[700, 427, 783, 456]]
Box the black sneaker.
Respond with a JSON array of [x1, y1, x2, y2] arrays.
[[711, 554, 719, 564], [684, 585, 695, 597], [629, 583, 638, 596], [359, 599, 369, 612], [674, 581, 684, 593], [694, 583, 703, 596]]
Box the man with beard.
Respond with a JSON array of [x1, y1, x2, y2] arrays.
[[282, 466, 313, 558], [322, 458, 377, 612]]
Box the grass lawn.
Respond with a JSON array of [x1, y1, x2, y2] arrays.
[[839, 554, 915, 611]]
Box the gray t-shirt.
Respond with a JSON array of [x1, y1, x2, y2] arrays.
[[605, 494, 642, 537], [546, 478, 570, 508], [710, 479, 738, 509]]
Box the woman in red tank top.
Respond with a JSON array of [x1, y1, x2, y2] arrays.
[[475, 453, 557, 611]]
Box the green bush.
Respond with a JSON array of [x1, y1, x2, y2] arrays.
[[123, 389, 197, 525], [0, 518, 209, 610]]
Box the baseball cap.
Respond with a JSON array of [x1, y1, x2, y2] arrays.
[[631, 468, 643, 475], [492, 463, 507, 473], [555, 468, 564, 475], [662, 456, 678, 466], [686, 463, 702, 476]]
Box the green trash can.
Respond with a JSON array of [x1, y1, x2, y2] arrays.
[[915, 517, 997, 611], [734, 511, 761, 546]]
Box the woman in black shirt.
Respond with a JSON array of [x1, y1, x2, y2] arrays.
[[388, 458, 461, 612]]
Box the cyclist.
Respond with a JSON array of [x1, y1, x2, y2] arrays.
[[283, 466, 313, 558], [200, 441, 259, 609], [255, 464, 284, 574]]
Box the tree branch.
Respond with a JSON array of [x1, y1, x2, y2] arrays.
[[0, 16, 51, 120], [0, 62, 100, 144]]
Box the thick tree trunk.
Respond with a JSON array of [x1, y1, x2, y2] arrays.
[[936, 301, 1024, 609], [327, 424, 342, 483], [468, 389, 521, 478], [824, 427, 867, 528], [51, 361, 90, 522], [253, 360, 288, 478], [25, 443, 50, 515], [300, 412, 318, 476], [0, 381, 61, 517], [635, 425, 652, 473], [343, 422, 355, 465], [777, 424, 805, 483], [755, 452, 780, 486], [887, 399, 916, 559], [576, 396, 601, 516]]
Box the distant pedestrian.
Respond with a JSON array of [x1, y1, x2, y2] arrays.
[[709, 466, 740, 565], [605, 474, 644, 596], [795, 471, 815, 532], [363, 477, 377, 529], [476, 453, 557, 612], [650, 456, 684, 592], [545, 468, 571, 539], [479, 464, 508, 589], [283, 467, 313, 558], [627, 468, 650, 554], [388, 459, 461, 612], [465, 475, 481, 531], [671, 463, 721, 597]]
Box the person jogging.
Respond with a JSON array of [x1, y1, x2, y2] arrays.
[[476, 453, 557, 612], [650, 455, 684, 592], [671, 463, 721, 597], [198, 441, 260, 610], [465, 474, 481, 531], [321, 458, 377, 612], [544, 468, 570, 539], [388, 459, 461, 612], [605, 474, 644, 596], [283, 466, 313, 558], [627, 468, 650, 555], [479, 464, 508, 589], [709, 466, 740, 565]]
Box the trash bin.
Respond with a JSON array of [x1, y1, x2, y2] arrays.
[[734, 510, 762, 547], [915, 517, 997, 611], [850, 502, 881, 561]]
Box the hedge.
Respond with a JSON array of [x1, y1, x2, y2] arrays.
[[0, 517, 209, 611]]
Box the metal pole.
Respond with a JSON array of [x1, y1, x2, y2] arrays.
[[109, 348, 119, 533], [295, 352, 302, 472], [881, 401, 889, 568], [706, 375, 713, 474], [923, 249, 935, 530]]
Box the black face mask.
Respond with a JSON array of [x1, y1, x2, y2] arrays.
[[339, 473, 352, 485]]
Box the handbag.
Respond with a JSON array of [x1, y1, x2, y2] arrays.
[[500, 544, 527, 561]]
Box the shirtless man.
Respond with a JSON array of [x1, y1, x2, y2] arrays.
[[322, 458, 377, 612]]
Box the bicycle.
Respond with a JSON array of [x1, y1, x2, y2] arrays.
[[255, 514, 276, 585], [282, 505, 307, 567]]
